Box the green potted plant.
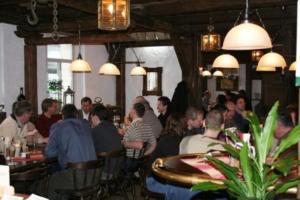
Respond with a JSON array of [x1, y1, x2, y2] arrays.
[[192, 101, 300, 200]]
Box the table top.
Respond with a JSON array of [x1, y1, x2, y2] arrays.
[[152, 153, 226, 186]]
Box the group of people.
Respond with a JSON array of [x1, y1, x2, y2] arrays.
[[0, 90, 297, 200]]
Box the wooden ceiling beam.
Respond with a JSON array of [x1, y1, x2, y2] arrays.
[[58, 0, 97, 15]]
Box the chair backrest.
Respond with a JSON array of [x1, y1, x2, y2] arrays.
[[10, 166, 48, 181], [97, 149, 125, 181], [67, 160, 101, 190]]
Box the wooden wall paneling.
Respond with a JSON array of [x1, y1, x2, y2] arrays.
[[24, 44, 38, 115]]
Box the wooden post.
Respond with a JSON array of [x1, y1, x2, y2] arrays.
[[24, 44, 38, 115]]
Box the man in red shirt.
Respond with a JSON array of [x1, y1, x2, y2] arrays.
[[35, 98, 61, 138]]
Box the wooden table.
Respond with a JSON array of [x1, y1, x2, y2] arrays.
[[152, 153, 225, 186]]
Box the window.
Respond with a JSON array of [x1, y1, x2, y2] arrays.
[[142, 67, 162, 96], [47, 44, 73, 103]]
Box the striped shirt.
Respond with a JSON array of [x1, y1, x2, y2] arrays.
[[124, 118, 156, 158]]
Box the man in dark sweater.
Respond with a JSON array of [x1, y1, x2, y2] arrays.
[[90, 104, 122, 153]]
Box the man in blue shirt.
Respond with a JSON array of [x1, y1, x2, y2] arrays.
[[45, 104, 96, 169], [45, 104, 97, 199]]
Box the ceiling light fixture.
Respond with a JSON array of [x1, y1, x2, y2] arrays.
[[251, 50, 264, 62], [256, 52, 287, 71], [202, 70, 212, 77], [98, 44, 121, 75], [201, 17, 221, 52], [70, 24, 91, 72], [289, 61, 296, 71], [130, 48, 146, 76], [212, 54, 239, 69], [222, 0, 272, 50], [213, 70, 224, 77], [98, 0, 130, 31]]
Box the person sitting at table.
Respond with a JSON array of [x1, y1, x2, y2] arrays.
[[146, 114, 202, 200], [78, 96, 93, 121], [90, 104, 122, 153], [180, 109, 225, 154], [0, 100, 33, 141], [122, 102, 157, 174], [185, 106, 205, 136], [35, 98, 61, 138], [157, 96, 171, 128], [45, 104, 97, 200], [135, 96, 163, 139], [225, 100, 249, 133]]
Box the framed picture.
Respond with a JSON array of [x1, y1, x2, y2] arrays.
[[216, 76, 239, 91], [143, 67, 162, 96]]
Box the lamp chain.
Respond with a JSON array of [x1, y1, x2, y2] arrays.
[[245, 0, 249, 21], [131, 48, 140, 64], [255, 9, 266, 29], [78, 24, 82, 55], [52, 0, 59, 41]]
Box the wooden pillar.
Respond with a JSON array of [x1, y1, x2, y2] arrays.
[[24, 44, 38, 115]]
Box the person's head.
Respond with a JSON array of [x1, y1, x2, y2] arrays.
[[41, 98, 57, 115], [164, 114, 186, 137], [275, 114, 294, 139], [90, 104, 109, 127], [13, 100, 32, 124], [235, 96, 246, 112], [216, 94, 227, 106], [205, 109, 224, 131], [185, 107, 204, 130], [62, 104, 78, 119], [213, 104, 228, 122], [81, 97, 92, 114], [130, 103, 145, 119], [134, 96, 151, 110], [225, 101, 236, 120], [157, 96, 171, 114]]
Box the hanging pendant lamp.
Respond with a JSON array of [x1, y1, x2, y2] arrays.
[[289, 61, 296, 71], [256, 52, 287, 71], [202, 70, 212, 77], [130, 48, 146, 76], [70, 25, 91, 72], [213, 70, 224, 77], [222, 0, 272, 50], [212, 54, 239, 69], [98, 62, 120, 75]]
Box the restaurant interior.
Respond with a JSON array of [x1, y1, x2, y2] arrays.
[[0, 0, 299, 199]]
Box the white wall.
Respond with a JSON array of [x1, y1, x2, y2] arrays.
[[125, 46, 182, 115], [207, 64, 246, 103], [37, 45, 114, 113], [0, 23, 24, 115]]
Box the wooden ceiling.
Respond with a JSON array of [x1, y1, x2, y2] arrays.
[[0, 0, 297, 44]]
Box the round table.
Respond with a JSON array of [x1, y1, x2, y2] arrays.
[[151, 153, 225, 186]]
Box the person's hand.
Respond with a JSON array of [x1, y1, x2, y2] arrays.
[[26, 129, 38, 137], [118, 128, 125, 136]]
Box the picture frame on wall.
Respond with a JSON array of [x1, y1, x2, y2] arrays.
[[143, 67, 163, 96], [216, 76, 239, 91]]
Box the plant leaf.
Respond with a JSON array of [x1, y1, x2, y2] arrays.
[[272, 150, 298, 175], [191, 182, 226, 191], [222, 144, 240, 158], [239, 144, 254, 196], [273, 125, 300, 160], [273, 176, 300, 194]]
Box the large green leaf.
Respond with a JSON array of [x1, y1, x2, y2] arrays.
[[222, 144, 240, 158], [191, 182, 226, 191], [259, 101, 279, 166], [273, 176, 300, 194], [247, 112, 262, 154], [273, 125, 300, 160], [239, 144, 254, 196], [272, 150, 298, 176]]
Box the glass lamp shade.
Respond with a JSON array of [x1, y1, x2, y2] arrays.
[[63, 86, 74, 105], [222, 21, 272, 50], [212, 54, 239, 69], [289, 61, 296, 71], [98, 0, 130, 31], [256, 52, 287, 71], [201, 33, 221, 51], [202, 70, 212, 77], [213, 70, 224, 77], [98, 62, 120, 75], [70, 55, 92, 72], [130, 65, 146, 75]]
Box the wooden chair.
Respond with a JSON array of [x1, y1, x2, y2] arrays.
[[10, 166, 49, 194], [97, 149, 134, 199], [55, 160, 102, 200]]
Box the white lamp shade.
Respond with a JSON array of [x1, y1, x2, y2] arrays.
[[213, 70, 224, 77], [256, 52, 287, 72], [70, 58, 92, 72], [98, 62, 120, 75], [202, 70, 211, 77], [222, 21, 272, 50], [130, 66, 146, 75], [289, 61, 296, 71], [212, 54, 239, 69]]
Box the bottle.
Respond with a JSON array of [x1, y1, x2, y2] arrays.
[[17, 87, 26, 101]]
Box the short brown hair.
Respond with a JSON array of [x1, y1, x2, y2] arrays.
[[41, 98, 56, 113], [14, 100, 32, 117], [206, 109, 224, 130], [185, 107, 204, 120]]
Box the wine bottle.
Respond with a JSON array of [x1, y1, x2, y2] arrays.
[[17, 87, 26, 101]]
